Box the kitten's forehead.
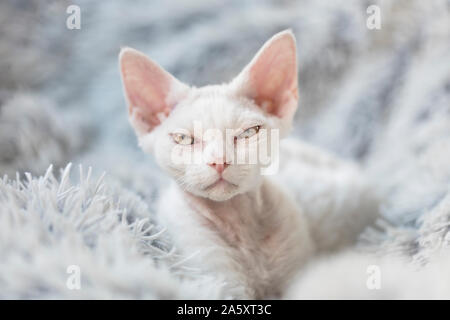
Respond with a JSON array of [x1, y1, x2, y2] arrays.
[[167, 85, 264, 131]]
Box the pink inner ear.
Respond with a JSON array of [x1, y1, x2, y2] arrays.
[[120, 49, 180, 133], [247, 32, 298, 118]]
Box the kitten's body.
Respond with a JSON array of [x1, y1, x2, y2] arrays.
[[158, 138, 377, 298], [278, 139, 379, 253], [119, 30, 378, 299], [158, 177, 313, 299]]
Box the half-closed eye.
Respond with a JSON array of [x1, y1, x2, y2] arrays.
[[171, 133, 194, 145], [236, 125, 261, 140]]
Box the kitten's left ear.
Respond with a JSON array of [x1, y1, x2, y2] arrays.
[[231, 30, 299, 125]]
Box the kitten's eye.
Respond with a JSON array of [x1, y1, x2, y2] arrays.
[[172, 133, 194, 145], [236, 126, 261, 139]]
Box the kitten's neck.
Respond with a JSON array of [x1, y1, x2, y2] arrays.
[[179, 180, 268, 245], [180, 179, 266, 224]]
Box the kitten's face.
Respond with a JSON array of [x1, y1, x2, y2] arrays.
[[120, 30, 299, 201], [149, 86, 277, 201]]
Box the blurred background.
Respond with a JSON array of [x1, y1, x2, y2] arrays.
[[0, 0, 449, 228]]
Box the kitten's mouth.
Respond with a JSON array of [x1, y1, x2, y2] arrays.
[[204, 178, 237, 190]]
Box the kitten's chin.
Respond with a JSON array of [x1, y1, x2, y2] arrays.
[[187, 180, 241, 202], [206, 190, 237, 202], [194, 173, 262, 201]]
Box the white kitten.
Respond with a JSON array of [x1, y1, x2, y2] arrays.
[[119, 30, 378, 299]]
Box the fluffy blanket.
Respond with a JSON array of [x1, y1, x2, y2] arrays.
[[0, 0, 449, 298]]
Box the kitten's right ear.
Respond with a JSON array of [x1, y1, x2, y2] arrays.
[[119, 48, 189, 136]]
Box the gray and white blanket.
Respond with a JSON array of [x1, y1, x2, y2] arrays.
[[0, 0, 449, 299]]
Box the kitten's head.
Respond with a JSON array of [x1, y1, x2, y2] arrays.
[[119, 30, 298, 201]]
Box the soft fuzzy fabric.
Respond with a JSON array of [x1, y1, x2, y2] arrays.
[[0, 94, 84, 177], [0, 0, 449, 298], [0, 164, 225, 299]]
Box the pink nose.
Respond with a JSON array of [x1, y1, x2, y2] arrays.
[[208, 162, 230, 174]]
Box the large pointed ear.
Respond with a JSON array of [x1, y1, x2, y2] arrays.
[[231, 30, 298, 125], [119, 48, 190, 136]]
